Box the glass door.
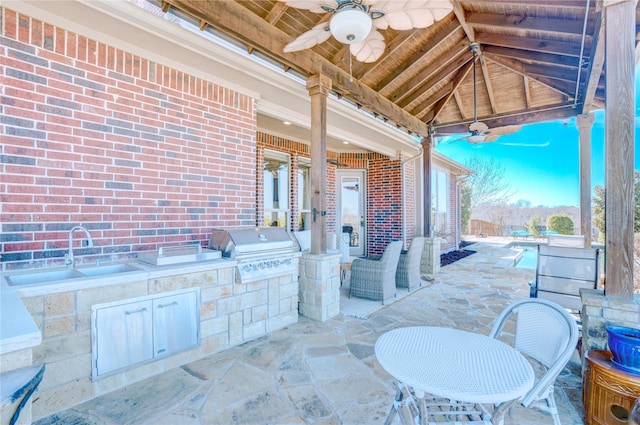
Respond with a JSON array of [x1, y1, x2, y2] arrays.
[[337, 170, 365, 257]]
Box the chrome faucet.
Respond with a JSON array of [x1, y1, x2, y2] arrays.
[[65, 226, 94, 268]]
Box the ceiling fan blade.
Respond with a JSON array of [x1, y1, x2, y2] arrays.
[[371, 1, 453, 30], [283, 23, 332, 52], [350, 30, 386, 62], [438, 135, 469, 144], [486, 124, 522, 136], [468, 120, 488, 133], [278, 0, 337, 13]]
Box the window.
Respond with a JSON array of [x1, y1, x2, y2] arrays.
[[263, 150, 290, 229], [431, 167, 450, 237], [297, 158, 311, 230]]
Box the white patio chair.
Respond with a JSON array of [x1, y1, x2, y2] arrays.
[[489, 298, 580, 425], [529, 244, 600, 333]]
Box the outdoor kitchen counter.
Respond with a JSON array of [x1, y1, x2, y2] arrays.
[[0, 258, 236, 355], [2, 258, 237, 298], [0, 284, 41, 356]]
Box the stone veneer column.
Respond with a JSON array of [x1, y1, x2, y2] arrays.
[[581, 288, 640, 362], [298, 253, 341, 321], [421, 237, 441, 275]]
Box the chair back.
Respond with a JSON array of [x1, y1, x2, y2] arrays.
[[547, 234, 585, 247], [380, 241, 403, 265], [489, 298, 579, 408], [532, 244, 599, 311]]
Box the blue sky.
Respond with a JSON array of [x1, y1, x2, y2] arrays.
[[435, 68, 640, 208]]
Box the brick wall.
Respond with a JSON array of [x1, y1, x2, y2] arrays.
[[0, 8, 257, 270], [367, 153, 404, 255]]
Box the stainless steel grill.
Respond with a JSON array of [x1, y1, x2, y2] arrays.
[[208, 227, 301, 282]]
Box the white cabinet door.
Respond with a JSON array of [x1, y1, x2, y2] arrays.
[[153, 291, 199, 357], [94, 299, 153, 376]]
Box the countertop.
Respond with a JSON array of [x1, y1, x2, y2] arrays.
[[0, 258, 237, 356]]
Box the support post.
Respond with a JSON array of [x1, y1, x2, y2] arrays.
[[604, 0, 635, 297], [421, 135, 433, 238], [421, 135, 440, 276], [577, 113, 594, 248], [306, 74, 331, 255]]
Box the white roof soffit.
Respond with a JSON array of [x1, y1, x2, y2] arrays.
[[5, 0, 420, 159]]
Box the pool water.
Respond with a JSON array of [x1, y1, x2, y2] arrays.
[[515, 247, 537, 269]]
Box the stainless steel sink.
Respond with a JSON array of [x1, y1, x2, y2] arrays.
[[5, 269, 84, 286], [77, 264, 142, 276], [5, 263, 144, 286]]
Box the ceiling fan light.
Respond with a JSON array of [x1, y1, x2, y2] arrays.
[[467, 134, 486, 144], [330, 9, 372, 44]]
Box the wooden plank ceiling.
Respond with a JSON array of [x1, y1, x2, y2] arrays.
[[157, 0, 635, 140]]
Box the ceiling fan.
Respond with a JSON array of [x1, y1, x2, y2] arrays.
[[442, 42, 521, 144], [280, 0, 453, 63]]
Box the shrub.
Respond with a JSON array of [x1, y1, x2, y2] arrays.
[[547, 214, 574, 235], [525, 215, 541, 237]]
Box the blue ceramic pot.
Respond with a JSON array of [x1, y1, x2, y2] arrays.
[[607, 325, 640, 375]]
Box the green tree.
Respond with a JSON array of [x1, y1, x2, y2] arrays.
[[460, 183, 472, 233], [547, 214, 574, 234], [525, 215, 541, 237], [592, 185, 605, 242]]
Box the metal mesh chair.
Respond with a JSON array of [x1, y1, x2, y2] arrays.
[[489, 298, 579, 425], [395, 237, 424, 291], [349, 240, 402, 304]]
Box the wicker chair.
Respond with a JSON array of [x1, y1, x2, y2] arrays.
[[349, 240, 402, 304], [395, 237, 424, 291]]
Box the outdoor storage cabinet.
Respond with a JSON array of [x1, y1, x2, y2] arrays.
[[92, 289, 200, 379]]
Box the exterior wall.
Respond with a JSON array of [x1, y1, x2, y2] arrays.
[[0, 7, 257, 271], [367, 153, 404, 255]]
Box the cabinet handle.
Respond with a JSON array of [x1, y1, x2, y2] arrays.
[[125, 307, 147, 315], [157, 301, 178, 309]]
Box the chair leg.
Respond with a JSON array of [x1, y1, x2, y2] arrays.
[[546, 392, 561, 425]]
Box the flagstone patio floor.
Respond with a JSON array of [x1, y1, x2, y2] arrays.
[[34, 239, 585, 425]]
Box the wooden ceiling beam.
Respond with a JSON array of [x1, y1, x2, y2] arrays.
[[163, 0, 430, 136], [451, 0, 475, 41], [410, 83, 453, 119], [265, 2, 288, 24], [433, 102, 579, 134], [580, 2, 605, 114], [478, 54, 497, 114], [393, 39, 470, 106], [523, 76, 532, 108], [370, 18, 463, 91], [481, 45, 580, 68], [476, 32, 588, 57], [485, 54, 577, 98], [466, 12, 587, 37], [517, 62, 579, 83], [424, 60, 475, 123]]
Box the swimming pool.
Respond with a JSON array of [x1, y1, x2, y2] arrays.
[[514, 246, 537, 269]]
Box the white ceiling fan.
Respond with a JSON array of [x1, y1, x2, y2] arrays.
[[279, 0, 453, 63], [441, 42, 521, 144]]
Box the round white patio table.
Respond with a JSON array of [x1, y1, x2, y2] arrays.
[[375, 326, 535, 424]]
